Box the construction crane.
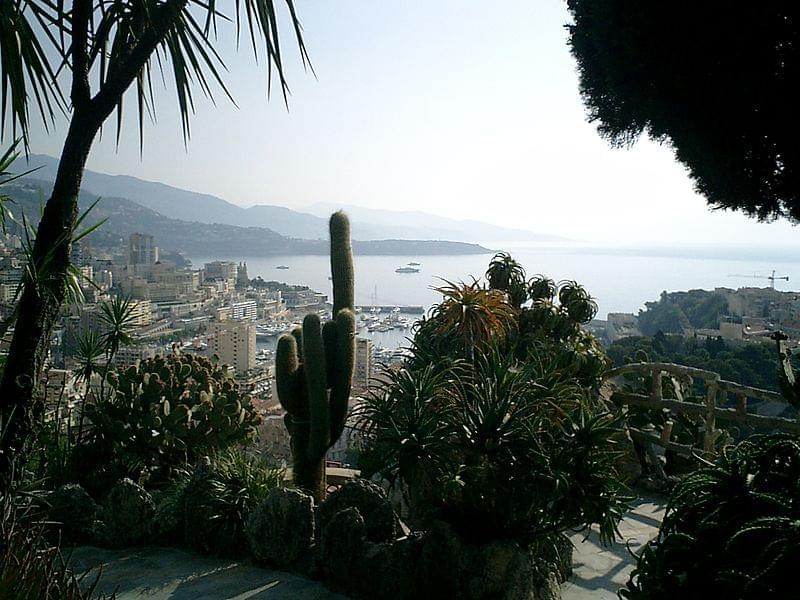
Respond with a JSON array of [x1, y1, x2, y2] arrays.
[[728, 270, 789, 289]]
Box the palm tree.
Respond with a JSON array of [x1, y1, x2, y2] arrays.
[[431, 279, 515, 359], [73, 331, 105, 384], [98, 296, 136, 361], [0, 1, 309, 484]]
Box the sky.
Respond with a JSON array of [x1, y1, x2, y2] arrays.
[[20, 0, 800, 246]]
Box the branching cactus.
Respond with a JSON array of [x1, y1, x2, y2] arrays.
[[276, 212, 356, 501]]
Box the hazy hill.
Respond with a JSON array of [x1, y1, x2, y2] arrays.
[[305, 202, 568, 243], [12, 154, 566, 243], [1, 180, 491, 257]]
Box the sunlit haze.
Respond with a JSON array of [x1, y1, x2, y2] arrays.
[[23, 1, 800, 245]]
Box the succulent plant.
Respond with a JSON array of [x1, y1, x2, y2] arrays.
[[80, 352, 260, 492], [275, 212, 356, 502]]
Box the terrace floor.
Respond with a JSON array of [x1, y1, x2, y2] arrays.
[[72, 494, 665, 599], [563, 494, 666, 600]]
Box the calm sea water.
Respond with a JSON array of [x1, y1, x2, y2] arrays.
[[191, 243, 800, 315], [191, 242, 800, 348]]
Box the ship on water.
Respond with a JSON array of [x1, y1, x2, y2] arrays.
[[395, 266, 420, 273]]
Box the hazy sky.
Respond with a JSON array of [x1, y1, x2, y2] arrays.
[[23, 1, 800, 245]]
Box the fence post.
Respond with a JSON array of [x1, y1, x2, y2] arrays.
[[704, 379, 719, 452], [651, 368, 663, 401], [736, 392, 747, 416]]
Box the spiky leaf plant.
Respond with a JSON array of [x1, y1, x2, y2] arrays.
[[621, 434, 800, 600], [357, 347, 629, 545]]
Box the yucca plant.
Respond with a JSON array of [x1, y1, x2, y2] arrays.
[[621, 434, 800, 599], [486, 251, 528, 308]]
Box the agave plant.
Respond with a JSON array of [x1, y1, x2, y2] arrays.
[[431, 279, 515, 359], [156, 449, 283, 556], [622, 434, 800, 599]]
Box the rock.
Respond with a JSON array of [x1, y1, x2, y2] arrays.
[[549, 533, 574, 583], [464, 539, 565, 600], [317, 479, 398, 543], [246, 487, 314, 567], [533, 570, 562, 600], [360, 535, 423, 600], [418, 520, 463, 599], [318, 507, 366, 587], [102, 478, 155, 546], [48, 483, 98, 543]]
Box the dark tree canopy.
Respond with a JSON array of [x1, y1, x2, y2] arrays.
[[567, 2, 800, 221]]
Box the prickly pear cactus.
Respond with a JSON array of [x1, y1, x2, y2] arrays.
[[84, 352, 260, 488], [276, 212, 356, 502]]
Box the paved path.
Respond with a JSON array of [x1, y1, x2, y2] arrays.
[[71, 546, 347, 600], [562, 495, 666, 600]]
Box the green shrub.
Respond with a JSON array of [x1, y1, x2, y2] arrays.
[[621, 434, 800, 600], [156, 449, 283, 556], [78, 353, 260, 493], [357, 348, 629, 545]]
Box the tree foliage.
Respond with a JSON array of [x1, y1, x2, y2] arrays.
[[567, 2, 800, 220], [637, 290, 729, 336], [608, 334, 787, 396]]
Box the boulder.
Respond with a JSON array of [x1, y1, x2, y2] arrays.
[[418, 520, 463, 599], [48, 483, 98, 543], [318, 507, 366, 587], [246, 487, 314, 567], [102, 478, 155, 546], [360, 535, 423, 600], [317, 479, 397, 542], [464, 539, 566, 600]]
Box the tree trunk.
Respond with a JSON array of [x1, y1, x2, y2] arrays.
[[0, 109, 102, 487]]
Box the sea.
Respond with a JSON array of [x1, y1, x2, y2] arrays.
[[190, 242, 800, 350]]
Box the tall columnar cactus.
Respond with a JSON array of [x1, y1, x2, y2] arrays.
[[276, 212, 356, 502]]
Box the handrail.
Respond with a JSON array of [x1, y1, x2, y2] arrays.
[[606, 361, 785, 404], [603, 361, 799, 476]]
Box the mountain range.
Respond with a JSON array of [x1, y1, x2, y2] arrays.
[[2, 179, 490, 257], [12, 154, 566, 244]]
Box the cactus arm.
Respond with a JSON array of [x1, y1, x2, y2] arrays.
[[329, 308, 356, 443], [302, 313, 331, 463], [276, 334, 300, 415], [322, 320, 339, 389], [330, 211, 355, 315], [291, 327, 303, 357]]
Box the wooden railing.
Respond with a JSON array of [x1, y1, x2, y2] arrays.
[[604, 362, 800, 478]]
